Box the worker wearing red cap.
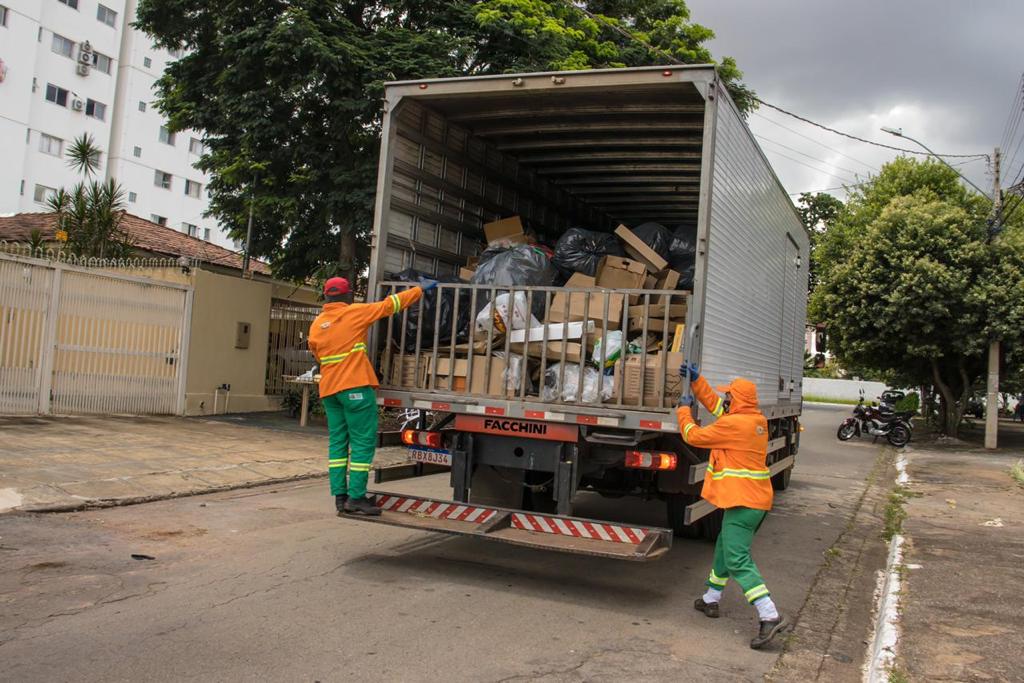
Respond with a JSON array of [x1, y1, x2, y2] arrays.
[[308, 276, 436, 516], [676, 364, 788, 649]]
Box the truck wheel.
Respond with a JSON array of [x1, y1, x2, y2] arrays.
[[771, 467, 792, 491], [666, 493, 702, 539], [700, 508, 723, 541]]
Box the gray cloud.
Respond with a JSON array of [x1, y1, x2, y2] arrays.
[[686, 0, 1024, 196]]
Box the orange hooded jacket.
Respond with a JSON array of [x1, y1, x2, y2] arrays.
[[307, 288, 422, 398], [676, 375, 773, 511]]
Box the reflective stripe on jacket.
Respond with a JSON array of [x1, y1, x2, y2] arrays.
[[677, 375, 773, 511], [307, 288, 422, 398]]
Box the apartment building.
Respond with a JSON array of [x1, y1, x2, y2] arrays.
[[0, 0, 232, 248]]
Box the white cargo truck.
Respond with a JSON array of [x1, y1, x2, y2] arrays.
[[357, 65, 808, 561]]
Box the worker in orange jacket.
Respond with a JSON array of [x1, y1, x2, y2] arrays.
[[676, 363, 788, 649], [308, 277, 433, 516]]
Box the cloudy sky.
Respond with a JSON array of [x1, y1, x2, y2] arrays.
[[685, 0, 1024, 200]]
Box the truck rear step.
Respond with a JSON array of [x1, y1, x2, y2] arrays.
[[349, 491, 673, 561]]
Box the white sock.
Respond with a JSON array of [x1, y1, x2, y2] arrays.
[[702, 588, 722, 604], [754, 596, 779, 621]]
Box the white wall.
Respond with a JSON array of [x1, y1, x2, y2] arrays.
[[804, 377, 889, 402], [0, 0, 231, 249]]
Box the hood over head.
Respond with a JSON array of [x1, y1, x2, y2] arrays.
[[714, 377, 759, 413]]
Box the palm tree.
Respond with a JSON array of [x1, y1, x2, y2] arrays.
[[46, 134, 134, 259]]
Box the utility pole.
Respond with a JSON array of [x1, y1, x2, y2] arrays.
[[985, 147, 1001, 450], [241, 173, 256, 279]]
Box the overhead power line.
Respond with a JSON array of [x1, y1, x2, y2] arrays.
[[753, 111, 879, 172], [755, 134, 863, 178]]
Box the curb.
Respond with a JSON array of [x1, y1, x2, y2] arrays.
[[9, 471, 329, 515]]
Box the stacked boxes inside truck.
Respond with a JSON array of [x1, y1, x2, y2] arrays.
[[380, 219, 690, 410]]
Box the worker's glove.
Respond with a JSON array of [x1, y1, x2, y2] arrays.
[[419, 278, 439, 292], [678, 362, 699, 381], [677, 393, 695, 409]]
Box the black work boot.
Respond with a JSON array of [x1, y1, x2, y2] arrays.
[[334, 495, 348, 515], [693, 597, 720, 618], [750, 615, 789, 650], [344, 496, 382, 516]]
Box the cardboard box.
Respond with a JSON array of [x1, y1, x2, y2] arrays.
[[484, 216, 527, 246], [627, 303, 687, 319], [615, 224, 669, 273], [459, 267, 476, 281], [548, 273, 624, 329], [595, 256, 647, 293], [628, 317, 686, 333], [509, 320, 594, 344], [428, 355, 509, 396], [615, 351, 684, 407], [388, 353, 428, 389], [510, 340, 585, 364]]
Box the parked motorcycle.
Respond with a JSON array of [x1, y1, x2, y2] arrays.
[[837, 391, 912, 447]]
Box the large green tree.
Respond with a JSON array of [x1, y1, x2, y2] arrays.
[[796, 190, 843, 295], [134, 0, 751, 283], [810, 158, 1024, 435]]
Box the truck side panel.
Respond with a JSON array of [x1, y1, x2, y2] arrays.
[[699, 84, 809, 409]]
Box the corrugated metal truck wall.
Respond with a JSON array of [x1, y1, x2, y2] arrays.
[[699, 83, 809, 408]]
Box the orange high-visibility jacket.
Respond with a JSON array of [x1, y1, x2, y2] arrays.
[[676, 375, 773, 511], [307, 288, 422, 398]]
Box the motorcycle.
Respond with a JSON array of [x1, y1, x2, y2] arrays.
[[837, 391, 913, 447]]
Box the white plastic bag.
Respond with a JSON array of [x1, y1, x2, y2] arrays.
[[591, 331, 623, 369], [542, 363, 613, 403], [475, 292, 540, 335], [493, 352, 531, 394]]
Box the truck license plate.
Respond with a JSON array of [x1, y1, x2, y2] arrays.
[[408, 447, 452, 466]]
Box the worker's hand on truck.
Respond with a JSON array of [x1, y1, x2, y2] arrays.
[[418, 278, 439, 292], [679, 362, 700, 381], [677, 393, 695, 409]]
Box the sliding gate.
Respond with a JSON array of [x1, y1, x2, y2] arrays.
[[0, 252, 192, 416]]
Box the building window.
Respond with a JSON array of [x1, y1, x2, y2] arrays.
[[57, 0, 78, 9], [128, 191, 137, 203], [91, 51, 111, 74], [133, 146, 142, 157], [138, 101, 146, 112], [39, 133, 63, 157], [150, 214, 167, 226], [189, 137, 204, 155], [45, 83, 69, 107], [203, 228, 211, 241], [51, 33, 75, 58], [96, 3, 116, 26], [184, 179, 201, 198], [143, 56, 151, 68], [158, 125, 175, 146], [85, 99, 106, 121], [34, 184, 56, 204], [154, 170, 172, 190], [182, 222, 198, 237]]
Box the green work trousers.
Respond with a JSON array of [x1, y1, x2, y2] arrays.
[[321, 386, 378, 499], [706, 506, 771, 604]]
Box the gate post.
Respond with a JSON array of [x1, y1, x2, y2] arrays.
[[175, 287, 195, 416], [37, 266, 63, 415]]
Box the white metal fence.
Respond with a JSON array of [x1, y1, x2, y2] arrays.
[[0, 252, 192, 416]]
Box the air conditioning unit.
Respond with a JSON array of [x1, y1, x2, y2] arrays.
[[76, 63, 90, 77], [71, 98, 84, 111]]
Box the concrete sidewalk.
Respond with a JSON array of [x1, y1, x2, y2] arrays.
[[0, 414, 408, 513], [895, 439, 1024, 681]]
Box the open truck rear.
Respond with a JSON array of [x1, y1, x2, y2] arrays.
[[360, 65, 808, 560]]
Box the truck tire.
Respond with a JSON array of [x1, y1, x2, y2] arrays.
[[771, 467, 792, 491], [666, 493, 702, 539]]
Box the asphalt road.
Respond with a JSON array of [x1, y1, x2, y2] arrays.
[[0, 403, 879, 682]]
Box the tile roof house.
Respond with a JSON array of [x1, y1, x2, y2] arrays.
[[0, 212, 271, 275]]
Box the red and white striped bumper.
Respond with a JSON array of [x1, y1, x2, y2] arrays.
[[355, 492, 673, 561]]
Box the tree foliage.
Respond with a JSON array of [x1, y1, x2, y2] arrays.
[[796, 191, 843, 295], [810, 158, 1024, 435], [47, 134, 134, 260], [134, 0, 753, 282]]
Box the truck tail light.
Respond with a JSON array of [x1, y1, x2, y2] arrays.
[[624, 450, 677, 471], [402, 429, 444, 449]]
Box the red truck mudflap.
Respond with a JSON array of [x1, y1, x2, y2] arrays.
[[350, 491, 673, 561]]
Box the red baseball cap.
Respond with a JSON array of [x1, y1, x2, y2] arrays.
[[323, 277, 350, 296]]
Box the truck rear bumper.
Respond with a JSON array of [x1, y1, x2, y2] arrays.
[[349, 491, 673, 561]]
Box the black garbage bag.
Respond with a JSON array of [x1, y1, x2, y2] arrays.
[[471, 244, 558, 318], [669, 225, 698, 290], [631, 222, 673, 261], [551, 228, 624, 277], [386, 268, 470, 351]]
